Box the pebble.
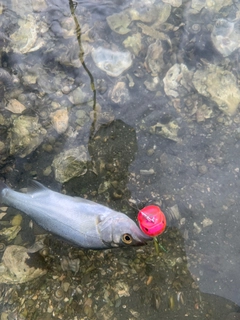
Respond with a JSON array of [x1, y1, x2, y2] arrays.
[[11, 214, 22, 226], [43, 166, 52, 176], [47, 305, 53, 313], [62, 282, 70, 292], [147, 148, 155, 156], [42, 144, 53, 153], [140, 169, 155, 175], [5, 99, 26, 114], [62, 86, 71, 94], [146, 275, 153, 285], [202, 218, 213, 228], [51, 108, 69, 134], [198, 165, 208, 174], [51, 101, 60, 110]]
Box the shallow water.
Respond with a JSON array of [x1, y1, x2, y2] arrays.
[[0, 0, 240, 319]]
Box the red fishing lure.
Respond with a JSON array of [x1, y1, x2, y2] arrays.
[[137, 205, 166, 237]]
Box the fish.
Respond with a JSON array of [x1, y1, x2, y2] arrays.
[[0, 180, 152, 249]]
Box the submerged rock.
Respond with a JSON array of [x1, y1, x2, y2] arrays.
[[8, 116, 47, 158], [107, 9, 132, 35], [163, 63, 193, 98], [144, 76, 160, 91], [211, 19, 240, 57], [0, 245, 46, 284], [10, 15, 39, 54], [52, 145, 89, 183], [5, 99, 26, 114], [192, 62, 240, 115], [189, 0, 232, 14], [110, 81, 129, 104], [149, 120, 180, 142], [123, 33, 142, 56], [0, 226, 21, 241], [0, 68, 14, 90], [162, 0, 182, 7], [91, 47, 132, 77], [107, 3, 171, 34], [51, 108, 69, 134], [145, 39, 164, 75], [137, 22, 171, 45]]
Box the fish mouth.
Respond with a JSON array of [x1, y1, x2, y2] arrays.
[[134, 229, 153, 246]]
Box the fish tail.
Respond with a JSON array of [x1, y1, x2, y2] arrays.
[[0, 181, 8, 202]]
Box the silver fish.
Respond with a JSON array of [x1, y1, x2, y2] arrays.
[[0, 180, 151, 249]]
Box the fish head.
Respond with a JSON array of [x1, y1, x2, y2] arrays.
[[98, 213, 152, 248]]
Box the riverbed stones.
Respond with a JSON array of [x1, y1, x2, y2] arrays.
[[5, 99, 26, 114], [123, 33, 142, 56], [52, 145, 89, 183], [211, 19, 240, 57], [0, 245, 47, 284], [8, 116, 47, 158], [68, 87, 87, 105], [10, 15, 39, 54], [110, 81, 129, 104], [192, 62, 240, 115], [91, 47, 132, 77], [145, 39, 164, 75], [163, 63, 193, 98], [51, 108, 69, 134]]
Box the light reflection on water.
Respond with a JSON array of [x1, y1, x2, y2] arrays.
[[0, 0, 240, 319]]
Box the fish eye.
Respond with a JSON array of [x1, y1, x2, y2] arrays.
[[122, 233, 133, 245]]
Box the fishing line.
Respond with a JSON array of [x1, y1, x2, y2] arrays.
[[68, 0, 97, 139]]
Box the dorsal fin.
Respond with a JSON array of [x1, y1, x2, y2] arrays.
[[27, 180, 48, 195]]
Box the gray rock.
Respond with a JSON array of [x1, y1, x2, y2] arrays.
[[8, 116, 47, 158], [52, 145, 89, 183]]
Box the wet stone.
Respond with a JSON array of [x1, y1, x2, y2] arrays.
[[211, 19, 240, 57], [5, 99, 26, 114], [91, 47, 132, 77], [123, 33, 142, 56], [0, 245, 47, 284], [106, 9, 132, 34], [189, 0, 233, 14], [50, 108, 69, 134], [32, 0, 47, 12], [43, 166, 52, 176], [145, 39, 164, 75], [52, 145, 89, 183], [110, 81, 129, 104], [68, 87, 87, 105], [149, 120, 180, 141], [10, 15, 39, 54], [75, 110, 89, 127], [162, 0, 182, 7], [163, 63, 193, 98], [192, 62, 240, 115], [22, 74, 38, 85], [8, 116, 47, 158], [198, 165, 208, 174], [0, 226, 21, 241], [144, 76, 160, 91]]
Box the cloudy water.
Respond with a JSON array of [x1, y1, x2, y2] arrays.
[[0, 0, 240, 319]]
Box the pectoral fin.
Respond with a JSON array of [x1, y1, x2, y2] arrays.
[[27, 180, 49, 197]]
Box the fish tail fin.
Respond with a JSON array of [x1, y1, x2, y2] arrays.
[[0, 181, 8, 202]]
